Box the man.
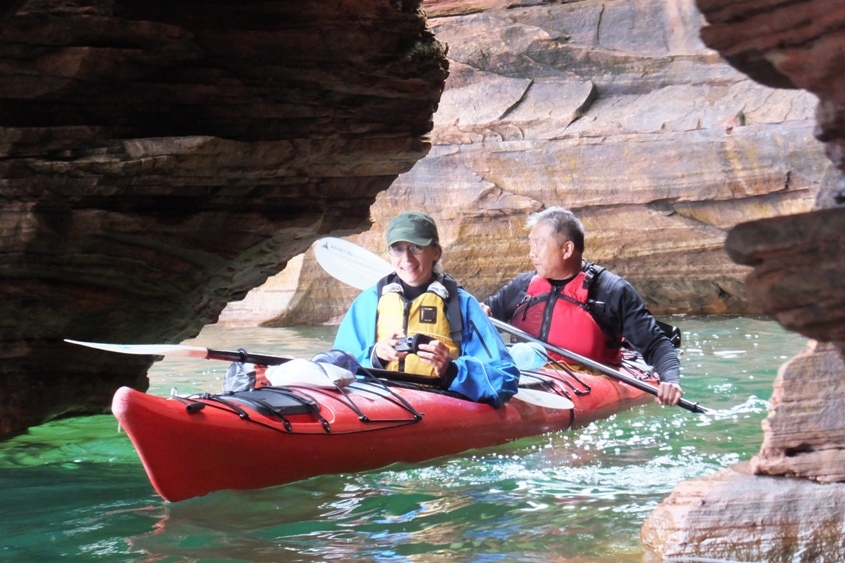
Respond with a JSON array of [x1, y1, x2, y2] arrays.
[[334, 211, 519, 407], [482, 207, 684, 406]]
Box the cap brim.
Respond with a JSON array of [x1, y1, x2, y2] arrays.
[[388, 237, 432, 246], [387, 228, 433, 247]]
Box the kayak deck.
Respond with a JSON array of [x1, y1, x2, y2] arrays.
[[113, 363, 658, 502]]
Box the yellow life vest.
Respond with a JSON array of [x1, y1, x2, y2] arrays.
[[376, 284, 460, 377]]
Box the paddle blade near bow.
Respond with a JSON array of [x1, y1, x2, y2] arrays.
[[64, 339, 293, 366]]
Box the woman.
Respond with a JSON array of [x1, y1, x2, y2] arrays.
[[333, 211, 519, 407]]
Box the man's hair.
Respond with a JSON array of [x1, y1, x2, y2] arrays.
[[526, 207, 585, 253]]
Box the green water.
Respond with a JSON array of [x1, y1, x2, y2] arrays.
[[0, 317, 808, 562]]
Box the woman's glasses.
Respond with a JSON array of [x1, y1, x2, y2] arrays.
[[388, 243, 426, 256]]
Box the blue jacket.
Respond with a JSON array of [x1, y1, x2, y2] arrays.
[[334, 282, 520, 407]]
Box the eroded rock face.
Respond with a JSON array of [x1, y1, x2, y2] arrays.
[[648, 344, 844, 561], [751, 341, 845, 483], [648, 208, 845, 558], [387, 0, 826, 313], [641, 462, 845, 562], [726, 208, 845, 343], [224, 0, 828, 327], [695, 0, 845, 207], [642, 0, 845, 559], [0, 0, 448, 435]]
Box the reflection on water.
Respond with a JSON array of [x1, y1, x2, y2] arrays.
[[0, 316, 809, 562]]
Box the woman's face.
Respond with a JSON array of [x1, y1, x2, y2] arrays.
[[388, 242, 441, 287]]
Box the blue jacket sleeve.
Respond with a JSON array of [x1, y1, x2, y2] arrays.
[[332, 287, 380, 368], [446, 290, 520, 407]]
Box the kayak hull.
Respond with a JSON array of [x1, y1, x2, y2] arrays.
[[113, 366, 657, 502]]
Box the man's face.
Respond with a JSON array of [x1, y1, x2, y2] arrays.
[[528, 223, 568, 279]]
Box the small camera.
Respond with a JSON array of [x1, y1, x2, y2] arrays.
[[395, 333, 433, 354]]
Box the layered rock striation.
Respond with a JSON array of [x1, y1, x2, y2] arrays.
[[0, 0, 448, 435], [227, 0, 828, 328], [642, 0, 845, 560], [378, 0, 827, 313], [643, 342, 845, 562]]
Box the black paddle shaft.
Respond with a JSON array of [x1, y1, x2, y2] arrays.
[[206, 348, 293, 366], [208, 349, 439, 386], [490, 319, 710, 414]]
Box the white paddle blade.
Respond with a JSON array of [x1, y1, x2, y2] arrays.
[[513, 388, 574, 410], [313, 237, 393, 290], [266, 358, 355, 388], [65, 339, 210, 359]]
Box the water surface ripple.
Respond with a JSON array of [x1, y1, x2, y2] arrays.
[[0, 316, 808, 561]]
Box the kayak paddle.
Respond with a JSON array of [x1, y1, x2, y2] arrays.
[[313, 237, 392, 291], [488, 319, 709, 414], [65, 338, 574, 409], [65, 339, 293, 365], [65, 339, 351, 388]]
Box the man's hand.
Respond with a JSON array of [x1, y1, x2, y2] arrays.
[[656, 381, 683, 406]]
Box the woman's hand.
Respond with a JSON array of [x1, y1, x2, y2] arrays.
[[374, 331, 408, 364], [415, 339, 451, 377]]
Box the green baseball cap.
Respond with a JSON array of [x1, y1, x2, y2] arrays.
[[386, 211, 439, 247]]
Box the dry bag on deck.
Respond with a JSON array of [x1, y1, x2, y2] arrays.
[[224, 362, 256, 393]]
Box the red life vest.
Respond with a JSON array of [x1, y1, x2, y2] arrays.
[[509, 272, 622, 365]]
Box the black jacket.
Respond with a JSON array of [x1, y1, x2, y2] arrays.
[[484, 268, 681, 384]]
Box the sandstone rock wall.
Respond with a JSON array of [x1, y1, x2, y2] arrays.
[[0, 0, 448, 435], [751, 342, 845, 483], [641, 460, 845, 562], [642, 342, 845, 561], [223, 0, 828, 327], [642, 0, 845, 559]]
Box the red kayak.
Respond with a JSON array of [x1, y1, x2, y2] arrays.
[[112, 361, 658, 502]]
